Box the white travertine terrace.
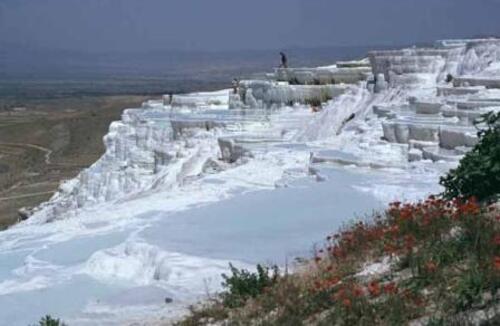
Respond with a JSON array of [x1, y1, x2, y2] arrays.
[[24, 38, 500, 223]]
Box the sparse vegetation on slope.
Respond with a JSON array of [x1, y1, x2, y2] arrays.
[[178, 112, 500, 326], [178, 197, 500, 325]]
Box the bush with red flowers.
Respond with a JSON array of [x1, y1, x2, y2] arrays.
[[178, 196, 500, 326]]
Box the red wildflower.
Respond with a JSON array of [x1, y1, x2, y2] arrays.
[[332, 246, 345, 259], [387, 224, 400, 236], [458, 197, 481, 216], [390, 201, 401, 208], [342, 298, 352, 308], [413, 296, 425, 307], [404, 235, 416, 250], [383, 243, 397, 254], [342, 231, 354, 243], [367, 281, 381, 297], [493, 235, 500, 246], [352, 285, 364, 298], [383, 282, 398, 295], [425, 261, 437, 274], [494, 256, 500, 271], [333, 287, 346, 301], [400, 207, 413, 220], [314, 280, 322, 290], [327, 276, 341, 287]]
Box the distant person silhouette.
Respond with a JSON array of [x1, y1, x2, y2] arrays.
[[280, 52, 288, 68]]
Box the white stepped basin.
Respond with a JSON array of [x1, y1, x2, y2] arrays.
[[217, 135, 282, 163], [310, 150, 400, 169], [169, 91, 229, 107], [373, 104, 412, 118], [422, 146, 462, 162], [408, 148, 423, 162], [310, 150, 361, 165], [455, 146, 473, 155], [439, 127, 478, 149], [216, 110, 304, 163], [170, 119, 225, 139], [454, 77, 500, 89], [369, 49, 450, 57], [436, 86, 483, 96], [217, 137, 251, 163], [449, 100, 500, 110], [240, 80, 348, 107], [275, 67, 371, 85], [368, 49, 449, 81], [394, 114, 460, 126], [382, 122, 409, 143], [409, 140, 439, 150], [383, 118, 465, 144], [435, 39, 469, 48], [441, 107, 483, 121], [409, 124, 440, 142], [414, 101, 442, 115], [373, 105, 397, 118], [335, 59, 371, 68]]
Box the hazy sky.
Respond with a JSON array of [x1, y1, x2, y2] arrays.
[[1, 0, 500, 52]]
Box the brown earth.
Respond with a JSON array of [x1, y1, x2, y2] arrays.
[[0, 95, 152, 229]]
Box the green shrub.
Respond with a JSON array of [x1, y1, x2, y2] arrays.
[[453, 265, 488, 311], [440, 111, 500, 202], [36, 315, 67, 326], [220, 263, 279, 308]]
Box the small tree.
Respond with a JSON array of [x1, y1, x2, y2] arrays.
[[220, 263, 279, 308], [36, 315, 67, 326], [440, 111, 500, 202]]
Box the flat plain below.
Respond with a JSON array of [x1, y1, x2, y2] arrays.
[[0, 95, 152, 229]]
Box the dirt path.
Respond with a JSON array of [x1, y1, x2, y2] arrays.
[[0, 142, 53, 164], [0, 191, 55, 202]]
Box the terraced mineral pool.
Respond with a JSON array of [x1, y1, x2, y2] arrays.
[[0, 160, 442, 325]]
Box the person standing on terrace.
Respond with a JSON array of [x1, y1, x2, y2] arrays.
[[280, 52, 288, 68]]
